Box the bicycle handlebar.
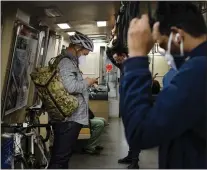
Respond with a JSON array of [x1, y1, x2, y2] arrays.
[[2, 122, 52, 142], [1, 123, 50, 128], [26, 104, 42, 112]]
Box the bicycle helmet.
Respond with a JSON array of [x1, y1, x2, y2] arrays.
[[69, 31, 94, 52]]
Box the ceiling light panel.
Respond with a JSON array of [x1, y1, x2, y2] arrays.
[[97, 21, 107, 27], [57, 23, 70, 29], [67, 32, 75, 36]]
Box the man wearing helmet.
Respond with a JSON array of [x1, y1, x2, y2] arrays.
[[48, 31, 97, 169]]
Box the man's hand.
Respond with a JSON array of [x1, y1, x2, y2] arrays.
[[85, 77, 98, 86], [152, 22, 161, 44], [127, 14, 155, 57], [113, 53, 127, 64]]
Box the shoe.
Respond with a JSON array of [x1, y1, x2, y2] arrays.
[[118, 156, 133, 164], [82, 148, 101, 155], [127, 162, 139, 169], [95, 146, 104, 151]]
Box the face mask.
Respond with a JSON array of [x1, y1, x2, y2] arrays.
[[158, 33, 184, 71], [78, 55, 86, 65], [157, 46, 166, 56], [157, 44, 176, 69]]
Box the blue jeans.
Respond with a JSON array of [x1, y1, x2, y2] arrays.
[[48, 121, 82, 169]]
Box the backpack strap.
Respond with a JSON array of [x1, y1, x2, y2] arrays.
[[48, 54, 70, 70], [49, 53, 81, 72]]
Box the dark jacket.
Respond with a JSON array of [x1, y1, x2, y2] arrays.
[[121, 41, 207, 168], [163, 68, 178, 87]]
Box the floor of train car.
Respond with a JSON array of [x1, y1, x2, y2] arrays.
[[70, 118, 158, 168]]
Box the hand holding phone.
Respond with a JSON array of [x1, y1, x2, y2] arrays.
[[85, 77, 97, 86], [94, 77, 99, 84], [85, 77, 99, 86]]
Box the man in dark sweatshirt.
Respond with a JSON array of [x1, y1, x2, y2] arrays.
[[121, 2, 207, 169], [106, 47, 140, 169], [162, 67, 177, 88]]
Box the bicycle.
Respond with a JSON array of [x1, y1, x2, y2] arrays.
[[25, 105, 55, 158], [25, 105, 52, 143], [25, 105, 52, 165], [25, 104, 42, 133], [1, 122, 51, 169]]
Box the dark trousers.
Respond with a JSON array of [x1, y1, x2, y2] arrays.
[[129, 147, 140, 161], [48, 121, 82, 169]]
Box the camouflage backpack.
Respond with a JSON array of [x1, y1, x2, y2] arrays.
[[30, 54, 79, 121]]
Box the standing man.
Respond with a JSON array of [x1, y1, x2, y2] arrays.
[[122, 2, 207, 168], [48, 31, 98, 169], [162, 68, 177, 88], [106, 47, 140, 169]]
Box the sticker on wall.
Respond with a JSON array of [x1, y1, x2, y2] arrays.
[[106, 63, 113, 73]]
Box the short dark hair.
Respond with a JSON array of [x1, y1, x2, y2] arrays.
[[155, 2, 207, 37]]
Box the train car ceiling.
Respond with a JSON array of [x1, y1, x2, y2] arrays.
[[2, 1, 120, 41]]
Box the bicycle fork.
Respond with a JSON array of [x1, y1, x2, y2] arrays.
[[28, 135, 36, 168], [13, 134, 24, 169], [32, 130, 48, 169]]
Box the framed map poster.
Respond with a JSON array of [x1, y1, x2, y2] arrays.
[[3, 24, 39, 115]]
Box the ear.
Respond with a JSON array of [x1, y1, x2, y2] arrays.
[[171, 26, 184, 45]]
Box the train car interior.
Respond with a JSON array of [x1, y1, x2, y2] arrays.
[[1, 1, 207, 169]]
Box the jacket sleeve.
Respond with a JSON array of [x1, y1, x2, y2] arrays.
[[162, 73, 166, 87], [122, 57, 204, 150], [58, 58, 89, 94]]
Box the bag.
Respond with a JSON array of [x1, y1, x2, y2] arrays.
[[30, 54, 79, 121]]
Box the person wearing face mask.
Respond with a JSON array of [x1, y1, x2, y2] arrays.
[[121, 2, 207, 169], [106, 45, 140, 169], [48, 31, 98, 169], [107, 45, 159, 168]]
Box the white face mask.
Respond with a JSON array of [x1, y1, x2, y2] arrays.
[[78, 55, 86, 65], [158, 32, 184, 71], [157, 46, 166, 56]]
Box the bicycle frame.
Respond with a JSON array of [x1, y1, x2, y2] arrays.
[[30, 127, 48, 169], [2, 130, 48, 169], [2, 132, 27, 169]]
